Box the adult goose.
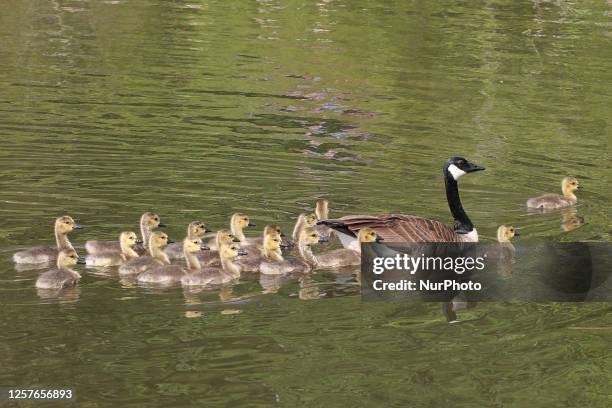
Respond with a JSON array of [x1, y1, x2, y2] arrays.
[[318, 157, 485, 246]]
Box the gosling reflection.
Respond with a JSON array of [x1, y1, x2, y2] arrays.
[[560, 208, 585, 232]]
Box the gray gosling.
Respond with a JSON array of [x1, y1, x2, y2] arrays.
[[526, 177, 582, 210], [85, 231, 142, 267], [14, 216, 82, 264], [118, 231, 172, 275], [35, 249, 85, 289]]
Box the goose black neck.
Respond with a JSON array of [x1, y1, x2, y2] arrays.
[[444, 169, 473, 232]]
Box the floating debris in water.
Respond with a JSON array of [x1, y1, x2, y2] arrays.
[[184, 311, 204, 318], [220, 309, 242, 315]]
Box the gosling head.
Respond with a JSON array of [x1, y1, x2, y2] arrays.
[[562, 177, 582, 195], [357, 228, 383, 243], [445, 157, 486, 181], [55, 215, 82, 234], [149, 231, 173, 249], [298, 213, 317, 227], [264, 234, 282, 251], [216, 229, 241, 245], [264, 224, 285, 237], [57, 249, 85, 267], [120, 231, 142, 247], [299, 228, 323, 246], [497, 225, 519, 243], [142, 212, 165, 229], [232, 213, 255, 228], [221, 243, 248, 260], [183, 237, 209, 253], [188, 220, 209, 238]]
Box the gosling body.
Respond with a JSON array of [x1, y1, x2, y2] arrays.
[[85, 231, 141, 267], [118, 232, 172, 275], [164, 221, 209, 259], [85, 212, 164, 255]]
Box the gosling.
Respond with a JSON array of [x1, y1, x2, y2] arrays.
[[309, 227, 382, 269], [259, 234, 312, 275], [199, 229, 242, 266], [181, 243, 247, 286], [164, 221, 210, 259], [85, 231, 142, 267], [526, 177, 583, 210], [313, 199, 334, 239], [291, 213, 317, 243], [118, 231, 173, 275], [229, 212, 255, 243], [85, 212, 165, 255], [35, 249, 85, 289], [14, 216, 82, 264], [236, 231, 284, 272], [137, 237, 209, 284]]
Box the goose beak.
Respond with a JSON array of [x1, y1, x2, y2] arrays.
[[513, 231, 520, 237], [237, 249, 248, 256], [280, 232, 286, 237], [167, 239, 175, 244], [576, 184, 583, 190], [205, 228, 214, 233], [201, 244, 210, 251], [375, 236, 385, 242], [73, 223, 83, 229], [77, 256, 86, 265], [135, 239, 144, 244], [318, 236, 329, 243], [232, 238, 241, 243], [248, 222, 256, 227], [158, 223, 167, 228], [465, 162, 485, 173]]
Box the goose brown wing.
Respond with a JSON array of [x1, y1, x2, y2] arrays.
[[320, 214, 458, 242]]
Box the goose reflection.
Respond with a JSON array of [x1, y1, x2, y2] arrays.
[[560, 208, 585, 232]]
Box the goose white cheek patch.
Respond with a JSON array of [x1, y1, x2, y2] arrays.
[[448, 164, 466, 180]]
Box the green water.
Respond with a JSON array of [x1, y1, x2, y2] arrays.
[[1, 0, 611, 406]]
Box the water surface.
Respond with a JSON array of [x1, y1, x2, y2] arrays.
[[0, 0, 610, 406]]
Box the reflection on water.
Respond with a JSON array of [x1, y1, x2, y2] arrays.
[[1, 0, 611, 406]]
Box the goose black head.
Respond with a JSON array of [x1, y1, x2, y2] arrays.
[[444, 157, 485, 181]]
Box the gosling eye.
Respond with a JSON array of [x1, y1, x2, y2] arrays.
[[154, 217, 159, 221], [65, 221, 71, 224]]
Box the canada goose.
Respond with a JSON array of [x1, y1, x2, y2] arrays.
[[181, 243, 247, 286], [291, 213, 317, 243], [259, 233, 313, 275], [164, 221, 210, 259], [235, 231, 284, 272], [526, 177, 582, 210], [310, 227, 382, 269], [314, 199, 334, 239], [230, 213, 255, 242], [13, 216, 82, 264], [118, 231, 173, 275], [85, 212, 165, 255], [137, 237, 208, 284], [85, 231, 142, 267], [318, 157, 485, 246], [35, 249, 85, 289], [198, 229, 242, 266]]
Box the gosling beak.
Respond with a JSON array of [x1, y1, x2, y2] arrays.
[[167, 239, 175, 244], [135, 239, 144, 244], [514, 231, 521, 237], [375, 236, 385, 243], [205, 228, 214, 233], [232, 238, 241, 243], [576, 184, 583, 190], [73, 223, 83, 229], [248, 222, 256, 227], [201, 244, 210, 251], [77, 256, 86, 265], [280, 232, 286, 237], [158, 223, 167, 228], [465, 162, 485, 173], [318, 236, 329, 243], [280, 243, 291, 249], [237, 249, 248, 256]]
